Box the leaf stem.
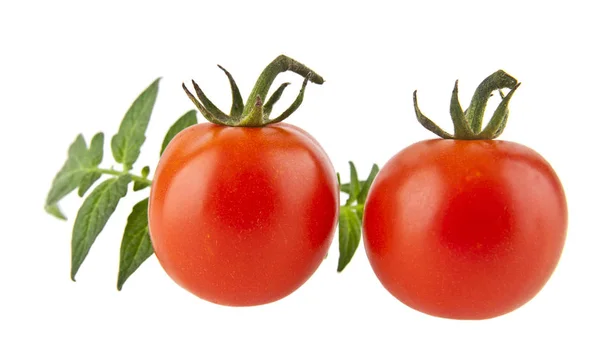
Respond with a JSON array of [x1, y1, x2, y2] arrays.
[[97, 168, 152, 186], [342, 203, 364, 212]]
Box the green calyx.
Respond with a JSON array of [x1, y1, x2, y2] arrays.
[[413, 70, 521, 140], [183, 55, 324, 127]]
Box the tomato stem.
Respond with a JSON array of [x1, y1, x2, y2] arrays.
[[237, 96, 264, 127], [413, 70, 521, 140], [241, 55, 324, 118], [465, 70, 518, 133], [183, 55, 324, 127]]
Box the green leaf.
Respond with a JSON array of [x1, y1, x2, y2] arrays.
[[345, 161, 360, 205], [356, 207, 364, 220], [117, 198, 154, 290], [111, 78, 160, 170], [133, 165, 151, 191], [357, 164, 379, 204], [78, 133, 105, 196], [71, 176, 131, 281], [340, 181, 366, 195], [337, 207, 362, 272], [45, 204, 67, 220], [133, 181, 149, 192], [46, 135, 88, 208], [78, 172, 102, 197], [45, 134, 103, 219], [141, 166, 150, 178], [160, 110, 198, 155], [88, 132, 104, 165]]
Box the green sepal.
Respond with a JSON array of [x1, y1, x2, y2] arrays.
[[450, 81, 475, 139], [263, 82, 291, 118], [479, 83, 521, 139], [217, 65, 244, 119], [413, 91, 454, 139], [184, 55, 324, 127], [191, 80, 230, 123], [264, 76, 310, 125], [182, 83, 223, 125], [412, 70, 520, 140]]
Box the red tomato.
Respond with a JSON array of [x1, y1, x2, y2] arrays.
[[363, 139, 567, 319], [148, 123, 338, 306]]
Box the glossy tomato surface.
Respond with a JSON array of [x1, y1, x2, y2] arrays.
[[363, 139, 568, 319], [149, 123, 338, 306]]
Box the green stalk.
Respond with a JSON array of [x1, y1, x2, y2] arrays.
[[413, 70, 520, 140], [97, 168, 152, 186], [183, 55, 324, 127], [241, 55, 324, 118], [465, 70, 519, 133]]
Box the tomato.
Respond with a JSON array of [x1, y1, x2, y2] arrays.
[[363, 72, 568, 319], [363, 140, 567, 319], [148, 55, 337, 306], [148, 122, 338, 306]]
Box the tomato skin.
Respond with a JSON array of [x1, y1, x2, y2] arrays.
[[363, 139, 568, 320], [148, 123, 338, 306]]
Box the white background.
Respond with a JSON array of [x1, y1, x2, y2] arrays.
[[1, 0, 598, 359]]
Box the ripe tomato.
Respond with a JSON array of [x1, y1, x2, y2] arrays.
[[148, 122, 338, 306], [363, 140, 567, 319], [363, 71, 568, 319]]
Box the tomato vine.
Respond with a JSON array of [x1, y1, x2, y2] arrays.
[[45, 55, 371, 291]]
